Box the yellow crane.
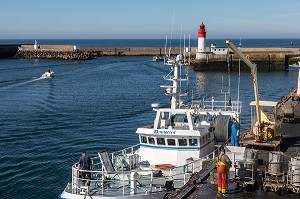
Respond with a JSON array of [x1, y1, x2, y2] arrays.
[[226, 40, 262, 128]]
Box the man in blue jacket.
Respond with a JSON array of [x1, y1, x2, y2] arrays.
[[78, 151, 92, 186], [231, 118, 240, 146]]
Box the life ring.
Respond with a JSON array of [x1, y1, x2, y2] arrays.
[[155, 164, 175, 169]]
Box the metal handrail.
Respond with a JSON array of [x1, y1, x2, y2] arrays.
[[71, 164, 187, 196], [69, 142, 224, 196]]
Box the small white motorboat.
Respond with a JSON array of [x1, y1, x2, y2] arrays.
[[152, 55, 164, 62], [42, 70, 54, 78]]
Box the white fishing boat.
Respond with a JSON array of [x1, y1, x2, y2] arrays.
[[42, 70, 54, 78], [288, 61, 300, 70], [60, 56, 241, 198]]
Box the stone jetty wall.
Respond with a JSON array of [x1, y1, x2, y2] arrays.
[[16, 45, 196, 60], [16, 50, 93, 60], [17, 45, 93, 60]]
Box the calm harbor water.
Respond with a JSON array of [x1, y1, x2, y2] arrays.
[[0, 40, 299, 199]]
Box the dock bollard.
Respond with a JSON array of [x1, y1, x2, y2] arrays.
[[130, 172, 139, 195]]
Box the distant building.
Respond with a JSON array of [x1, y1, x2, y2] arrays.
[[210, 44, 228, 55]]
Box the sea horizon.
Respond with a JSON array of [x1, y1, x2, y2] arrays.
[[0, 38, 299, 48]]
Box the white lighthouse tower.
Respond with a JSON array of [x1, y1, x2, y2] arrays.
[[196, 22, 206, 59]]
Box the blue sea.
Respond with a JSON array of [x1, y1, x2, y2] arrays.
[[0, 39, 299, 199], [0, 38, 300, 48]]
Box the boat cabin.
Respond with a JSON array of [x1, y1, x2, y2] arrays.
[[136, 108, 214, 166]]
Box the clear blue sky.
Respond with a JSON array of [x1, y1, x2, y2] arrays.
[[1, 0, 300, 39]]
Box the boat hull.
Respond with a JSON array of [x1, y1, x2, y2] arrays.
[[288, 65, 300, 70]]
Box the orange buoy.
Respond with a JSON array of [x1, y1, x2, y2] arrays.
[[155, 164, 175, 169]]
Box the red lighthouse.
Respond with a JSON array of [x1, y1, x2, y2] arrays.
[[197, 22, 206, 53]]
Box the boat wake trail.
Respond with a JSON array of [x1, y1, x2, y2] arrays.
[[0, 76, 47, 91]]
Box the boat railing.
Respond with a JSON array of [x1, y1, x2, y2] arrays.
[[155, 146, 222, 185], [71, 165, 131, 195], [162, 145, 222, 184], [191, 99, 242, 113], [69, 145, 223, 196], [110, 144, 140, 167], [185, 145, 220, 172], [70, 164, 184, 196]]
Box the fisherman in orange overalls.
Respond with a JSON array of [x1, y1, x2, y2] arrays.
[[217, 148, 232, 194]]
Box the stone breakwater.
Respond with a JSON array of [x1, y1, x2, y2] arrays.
[[2, 44, 299, 71], [16, 50, 93, 60], [15, 45, 192, 60]]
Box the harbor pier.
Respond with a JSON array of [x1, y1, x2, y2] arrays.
[[192, 47, 300, 71], [1, 44, 300, 71]]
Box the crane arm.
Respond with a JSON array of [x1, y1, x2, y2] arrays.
[[226, 40, 261, 127]]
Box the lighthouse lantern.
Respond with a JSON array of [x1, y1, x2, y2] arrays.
[[197, 22, 206, 53]]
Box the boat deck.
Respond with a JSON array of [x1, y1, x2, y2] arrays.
[[240, 133, 282, 151], [168, 89, 300, 199]]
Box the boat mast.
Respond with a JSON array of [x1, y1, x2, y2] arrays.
[[171, 64, 179, 110], [188, 34, 191, 65], [164, 35, 168, 64], [297, 69, 300, 97], [169, 9, 175, 57], [180, 23, 182, 55], [183, 34, 186, 64]]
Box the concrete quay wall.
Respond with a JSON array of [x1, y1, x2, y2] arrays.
[[192, 59, 285, 71], [19, 45, 196, 56], [20, 44, 75, 51], [81, 47, 197, 56], [193, 47, 300, 71]]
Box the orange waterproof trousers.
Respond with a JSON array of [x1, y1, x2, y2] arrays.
[[217, 162, 228, 194]]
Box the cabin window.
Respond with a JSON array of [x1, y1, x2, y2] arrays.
[[178, 138, 187, 146], [189, 138, 198, 146], [173, 114, 188, 123], [148, 137, 155, 144], [167, 139, 176, 146], [157, 138, 166, 145], [208, 132, 211, 141], [140, 136, 147, 143]]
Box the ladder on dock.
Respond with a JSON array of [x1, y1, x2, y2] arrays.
[[165, 159, 216, 199]]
